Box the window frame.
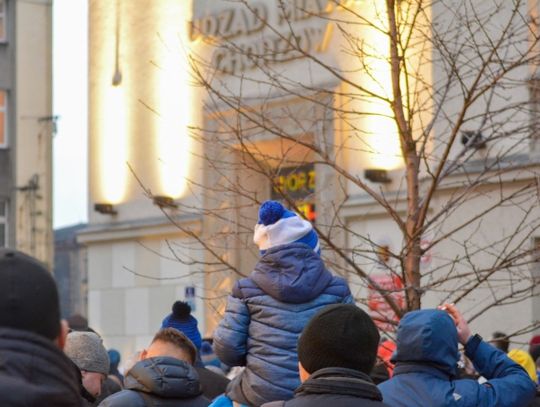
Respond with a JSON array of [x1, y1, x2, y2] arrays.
[[0, 90, 6, 148], [0, 0, 6, 43]]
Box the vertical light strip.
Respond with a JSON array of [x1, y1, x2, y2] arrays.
[[361, 1, 403, 170], [100, 85, 127, 203], [98, 0, 127, 204], [156, 1, 193, 198]]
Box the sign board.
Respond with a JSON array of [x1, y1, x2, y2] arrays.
[[185, 286, 196, 312], [271, 164, 316, 222], [189, 1, 346, 74], [368, 273, 405, 332]]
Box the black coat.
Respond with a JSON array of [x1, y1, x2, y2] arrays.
[[263, 368, 390, 407], [528, 386, 540, 407], [195, 366, 229, 400], [0, 327, 82, 406], [98, 357, 209, 407]]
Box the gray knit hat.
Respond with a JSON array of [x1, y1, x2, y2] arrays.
[[65, 331, 110, 375]]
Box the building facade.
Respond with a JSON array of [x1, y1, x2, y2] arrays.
[[0, 0, 53, 267], [54, 223, 88, 318], [84, 0, 539, 361]]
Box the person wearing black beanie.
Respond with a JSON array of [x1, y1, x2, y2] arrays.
[[0, 249, 82, 406], [263, 304, 389, 407]]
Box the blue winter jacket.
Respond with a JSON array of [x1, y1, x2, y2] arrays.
[[378, 309, 537, 407], [213, 243, 353, 407]]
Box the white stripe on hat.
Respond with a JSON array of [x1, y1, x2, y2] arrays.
[[253, 216, 313, 251]]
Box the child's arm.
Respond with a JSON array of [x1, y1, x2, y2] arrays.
[[213, 294, 250, 367]]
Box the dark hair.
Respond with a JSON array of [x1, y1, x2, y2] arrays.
[[530, 344, 540, 364], [152, 328, 197, 365], [492, 331, 509, 353]]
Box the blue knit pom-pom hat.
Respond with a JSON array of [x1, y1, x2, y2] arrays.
[[253, 200, 320, 255], [161, 301, 202, 350]]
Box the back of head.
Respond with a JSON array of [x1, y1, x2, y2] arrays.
[[108, 348, 121, 370], [298, 304, 380, 374], [161, 301, 202, 350], [392, 309, 459, 376], [253, 200, 320, 255], [530, 345, 540, 365], [508, 349, 538, 383], [0, 249, 60, 340], [67, 314, 89, 331], [530, 335, 540, 355], [149, 327, 197, 365], [492, 331, 510, 353], [65, 331, 110, 375]]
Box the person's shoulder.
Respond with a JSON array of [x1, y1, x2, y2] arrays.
[[232, 277, 262, 299], [98, 389, 145, 407], [262, 401, 286, 407], [324, 274, 351, 297]]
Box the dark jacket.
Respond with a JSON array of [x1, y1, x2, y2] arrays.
[[195, 366, 229, 400], [214, 243, 353, 406], [378, 310, 537, 407], [71, 359, 97, 406], [98, 357, 209, 407], [94, 376, 123, 406], [528, 386, 540, 407], [0, 327, 82, 406], [263, 368, 390, 407]]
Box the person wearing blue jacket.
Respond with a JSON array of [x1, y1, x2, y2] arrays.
[[212, 201, 353, 406], [378, 303, 537, 407]]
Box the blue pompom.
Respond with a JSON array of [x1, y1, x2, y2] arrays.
[[259, 200, 285, 225]]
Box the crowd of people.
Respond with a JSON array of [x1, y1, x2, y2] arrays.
[[0, 200, 539, 406]]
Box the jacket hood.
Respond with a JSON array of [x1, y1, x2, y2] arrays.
[[125, 357, 202, 398], [251, 242, 333, 303], [392, 309, 459, 376], [0, 327, 82, 406]]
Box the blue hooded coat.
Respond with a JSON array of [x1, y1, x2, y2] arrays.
[[378, 309, 536, 407], [213, 243, 353, 406]]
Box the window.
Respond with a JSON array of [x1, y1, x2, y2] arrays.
[[0, 90, 5, 147], [0, 201, 6, 248], [0, 0, 5, 43]]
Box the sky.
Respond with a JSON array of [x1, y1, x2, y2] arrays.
[[52, 0, 88, 229]]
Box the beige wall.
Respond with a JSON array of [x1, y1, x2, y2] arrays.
[[79, 223, 206, 363], [14, 0, 53, 266], [87, 0, 208, 361], [345, 179, 539, 342], [85, 0, 538, 364]]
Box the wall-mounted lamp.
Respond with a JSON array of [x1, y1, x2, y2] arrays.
[[461, 131, 486, 149], [364, 169, 391, 183], [94, 203, 117, 215], [153, 195, 178, 209]]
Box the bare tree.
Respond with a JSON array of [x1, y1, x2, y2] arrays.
[[135, 0, 540, 337]]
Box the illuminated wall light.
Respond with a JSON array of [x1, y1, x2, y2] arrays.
[[155, 2, 193, 199], [99, 84, 128, 204], [361, 0, 403, 171], [96, 0, 128, 205]]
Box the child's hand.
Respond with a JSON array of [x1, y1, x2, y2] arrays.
[[438, 303, 472, 345]]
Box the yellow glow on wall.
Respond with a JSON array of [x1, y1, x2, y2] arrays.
[[155, 2, 193, 198], [99, 85, 128, 203], [361, 1, 403, 170]]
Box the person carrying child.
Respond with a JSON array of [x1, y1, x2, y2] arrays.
[[212, 200, 353, 406]]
